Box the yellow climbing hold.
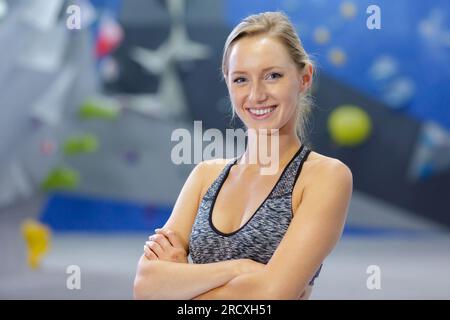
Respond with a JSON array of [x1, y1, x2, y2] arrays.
[[21, 219, 51, 270]]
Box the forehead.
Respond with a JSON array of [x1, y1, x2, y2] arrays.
[[228, 35, 293, 72]]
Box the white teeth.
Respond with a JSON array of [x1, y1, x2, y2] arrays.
[[248, 106, 276, 116]]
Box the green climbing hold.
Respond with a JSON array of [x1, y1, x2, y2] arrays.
[[78, 99, 120, 120], [63, 134, 99, 156], [41, 167, 80, 191], [328, 105, 372, 147]]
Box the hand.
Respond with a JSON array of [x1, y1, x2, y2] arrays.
[[144, 228, 188, 263]]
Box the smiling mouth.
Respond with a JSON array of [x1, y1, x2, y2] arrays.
[[246, 105, 277, 119]]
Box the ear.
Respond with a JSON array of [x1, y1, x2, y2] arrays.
[[299, 63, 313, 92]]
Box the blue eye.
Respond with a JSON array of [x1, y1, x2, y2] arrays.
[[266, 72, 283, 80], [233, 77, 246, 84]]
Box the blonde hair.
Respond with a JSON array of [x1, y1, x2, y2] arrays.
[[222, 11, 314, 142]]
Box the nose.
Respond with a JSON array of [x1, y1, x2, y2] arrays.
[[248, 81, 268, 104]]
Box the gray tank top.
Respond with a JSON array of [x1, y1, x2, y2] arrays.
[[189, 145, 322, 285]]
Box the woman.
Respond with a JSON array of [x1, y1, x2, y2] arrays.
[[133, 11, 353, 300]]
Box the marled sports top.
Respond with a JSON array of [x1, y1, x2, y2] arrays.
[[189, 144, 322, 285]]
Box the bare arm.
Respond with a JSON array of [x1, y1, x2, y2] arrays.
[[134, 159, 262, 300], [193, 160, 353, 300], [133, 256, 264, 300], [192, 269, 272, 300], [134, 255, 238, 300], [136, 227, 267, 300], [193, 272, 313, 300]]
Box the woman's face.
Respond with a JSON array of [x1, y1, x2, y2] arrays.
[[225, 35, 309, 135]]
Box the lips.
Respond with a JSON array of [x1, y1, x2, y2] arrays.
[[246, 105, 277, 120]]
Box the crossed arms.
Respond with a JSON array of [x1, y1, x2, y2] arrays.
[[133, 159, 352, 300]]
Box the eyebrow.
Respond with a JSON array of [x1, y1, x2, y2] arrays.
[[231, 66, 284, 75]]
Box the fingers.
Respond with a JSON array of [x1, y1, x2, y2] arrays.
[[145, 240, 163, 258], [148, 233, 172, 250], [155, 228, 184, 249], [144, 244, 157, 260]]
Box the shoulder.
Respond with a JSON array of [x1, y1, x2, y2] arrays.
[[303, 151, 352, 186], [289, 152, 353, 237], [189, 158, 230, 178], [194, 158, 236, 197], [294, 151, 353, 210], [197, 158, 234, 175], [201, 158, 234, 167]]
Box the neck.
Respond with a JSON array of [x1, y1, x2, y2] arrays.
[[239, 128, 302, 174]]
